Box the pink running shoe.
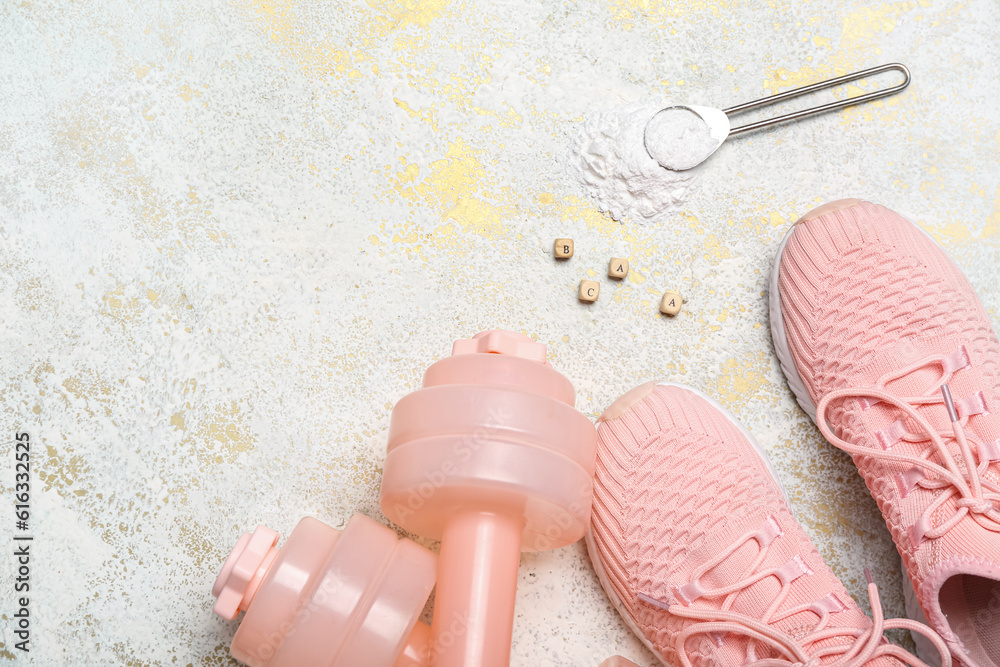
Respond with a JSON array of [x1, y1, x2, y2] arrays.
[[588, 381, 947, 667], [771, 199, 1000, 667]]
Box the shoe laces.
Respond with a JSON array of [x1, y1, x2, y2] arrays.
[[816, 346, 1000, 545], [638, 520, 950, 667]]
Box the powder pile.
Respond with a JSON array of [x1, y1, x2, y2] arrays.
[[644, 107, 720, 171], [567, 103, 702, 225]]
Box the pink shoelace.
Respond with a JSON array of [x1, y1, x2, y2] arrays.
[[815, 346, 1000, 545], [638, 519, 949, 667]]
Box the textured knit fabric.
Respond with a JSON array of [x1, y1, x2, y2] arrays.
[[589, 383, 907, 667], [775, 200, 1000, 667]]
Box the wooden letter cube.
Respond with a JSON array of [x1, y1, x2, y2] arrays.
[[659, 291, 683, 316], [608, 257, 629, 280], [578, 280, 600, 303], [554, 238, 574, 259]]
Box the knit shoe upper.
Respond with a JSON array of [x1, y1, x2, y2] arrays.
[[588, 382, 946, 667], [773, 200, 1000, 667]]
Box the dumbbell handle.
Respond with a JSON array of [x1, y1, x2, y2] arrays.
[[430, 509, 525, 667]]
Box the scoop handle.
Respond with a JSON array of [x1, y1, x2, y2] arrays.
[[725, 62, 911, 136]]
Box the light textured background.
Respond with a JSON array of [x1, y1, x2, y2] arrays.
[[1, 0, 999, 665]]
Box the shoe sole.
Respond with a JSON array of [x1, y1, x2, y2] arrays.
[[585, 381, 791, 666], [766, 207, 942, 666]]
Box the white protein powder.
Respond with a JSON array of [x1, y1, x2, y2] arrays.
[[644, 106, 720, 171], [567, 102, 702, 225]]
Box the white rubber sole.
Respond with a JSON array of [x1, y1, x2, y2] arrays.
[[768, 223, 818, 422], [585, 525, 669, 666], [902, 554, 942, 666], [766, 210, 941, 666], [584, 381, 791, 665]]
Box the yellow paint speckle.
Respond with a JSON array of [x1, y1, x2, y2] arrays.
[[716, 351, 772, 409], [171, 413, 186, 430], [178, 84, 200, 101]]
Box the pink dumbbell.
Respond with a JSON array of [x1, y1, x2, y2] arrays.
[[381, 330, 597, 667], [212, 514, 435, 667], [599, 658, 641, 667]]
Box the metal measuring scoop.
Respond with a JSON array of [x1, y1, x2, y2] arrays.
[[643, 63, 911, 171]]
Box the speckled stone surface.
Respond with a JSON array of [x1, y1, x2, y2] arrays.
[[1, 1, 998, 665]]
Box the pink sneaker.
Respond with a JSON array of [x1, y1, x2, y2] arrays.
[[771, 199, 1000, 667], [588, 381, 947, 667]]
